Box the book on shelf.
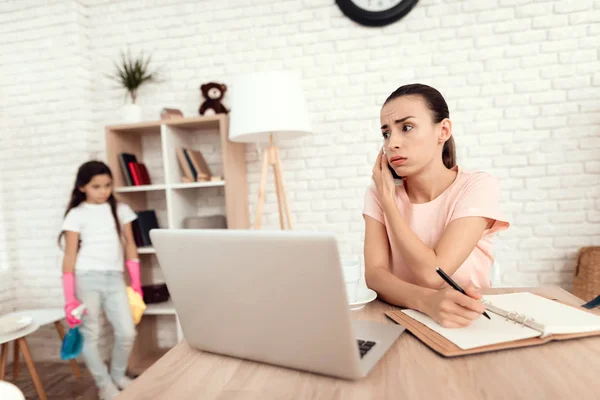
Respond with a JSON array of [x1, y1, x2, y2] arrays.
[[128, 161, 142, 185], [138, 164, 151, 184], [132, 220, 144, 247], [132, 210, 160, 247], [119, 153, 152, 186], [176, 147, 213, 182], [118, 153, 136, 186]]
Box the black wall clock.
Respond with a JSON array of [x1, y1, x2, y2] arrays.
[[336, 0, 419, 27]]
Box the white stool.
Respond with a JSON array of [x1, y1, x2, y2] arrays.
[[0, 320, 45, 400], [8, 308, 82, 379], [0, 381, 25, 400]]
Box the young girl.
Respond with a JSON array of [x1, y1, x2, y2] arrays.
[[59, 161, 142, 399], [364, 83, 510, 329]]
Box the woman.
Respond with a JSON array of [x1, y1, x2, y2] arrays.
[[363, 83, 509, 328]]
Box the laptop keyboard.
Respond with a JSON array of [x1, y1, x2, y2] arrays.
[[357, 340, 376, 358]]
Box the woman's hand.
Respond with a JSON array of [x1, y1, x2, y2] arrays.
[[421, 286, 487, 328], [372, 149, 396, 209]]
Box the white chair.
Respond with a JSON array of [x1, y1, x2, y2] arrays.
[[0, 381, 25, 400]]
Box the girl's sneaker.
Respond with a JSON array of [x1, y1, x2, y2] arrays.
[[99, 382, 120, 400]]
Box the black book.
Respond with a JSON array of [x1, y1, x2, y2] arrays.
[[132, 219, 144, 247], [135, 210, 160, 247], [119, 153, 138, 186]]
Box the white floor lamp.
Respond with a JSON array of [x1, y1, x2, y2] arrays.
[[228, 71, 312, 230]]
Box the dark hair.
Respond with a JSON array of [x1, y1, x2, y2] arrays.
[[384, 83, 456, 169], [58, 161, 120, 248]]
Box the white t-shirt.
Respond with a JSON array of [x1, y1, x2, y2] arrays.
[[61, 202, 138, 272]]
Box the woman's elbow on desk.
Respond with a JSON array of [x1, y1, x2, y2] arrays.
[[365, 267, 396, 300]]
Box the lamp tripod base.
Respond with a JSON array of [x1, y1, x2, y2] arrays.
[[254, 135, 293, 230]]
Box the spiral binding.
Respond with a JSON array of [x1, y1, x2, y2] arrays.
[[481, 298, 546, 334]]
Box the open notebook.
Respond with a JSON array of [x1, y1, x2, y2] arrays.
[[386, 292, 600, 356]]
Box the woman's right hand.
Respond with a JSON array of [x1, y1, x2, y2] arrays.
[[422, 286, 487, 328]]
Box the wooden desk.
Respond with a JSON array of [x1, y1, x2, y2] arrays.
[[118, 286, 600, 399]]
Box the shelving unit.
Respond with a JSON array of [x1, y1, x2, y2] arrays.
[[144, 299, 176, 315], [105, 114, 249, 375], [170, 180, 225, 190], [114, 184, 168, 193], [136, 246, 156, 255]]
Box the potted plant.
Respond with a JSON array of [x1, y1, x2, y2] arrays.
[[108, 50, 159, 123]]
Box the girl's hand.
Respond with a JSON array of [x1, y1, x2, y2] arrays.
[[65, 300, 84, 328], [421, 286, 487, 328], [372, 149, 396, 209], [126, 259, 143, 297], [62, 271, 85, 328]]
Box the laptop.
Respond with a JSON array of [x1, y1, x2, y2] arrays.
[[150, 229, 405, 380]]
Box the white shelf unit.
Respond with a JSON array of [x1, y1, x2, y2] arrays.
[[136, 246, 156, 255], [169, 180, 225, 190], [144, 299, 176, 315], [105, 115, 249, 374], [114, 184, 167, 193]]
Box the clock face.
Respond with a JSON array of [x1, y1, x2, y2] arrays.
[[349, 0, 405, 13], [336, 0, 419, 27]]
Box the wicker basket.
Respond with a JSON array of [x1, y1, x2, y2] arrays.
[[573, 246, 600, 302]]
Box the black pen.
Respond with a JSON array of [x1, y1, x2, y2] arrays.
[[436, 267, 491, 320]]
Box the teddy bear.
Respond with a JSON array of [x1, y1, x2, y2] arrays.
[[198, 82, 229, 116]]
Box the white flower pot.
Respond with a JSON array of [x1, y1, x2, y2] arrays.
[[122, 104, 142, 123]]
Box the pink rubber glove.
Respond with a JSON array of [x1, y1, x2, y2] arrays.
[[62, 272, 83, 328], [126, 259, 143, 297]]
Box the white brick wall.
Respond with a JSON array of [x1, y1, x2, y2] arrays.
[[0, 0, 99, 359], [2, 0, 600, 359], [0, 177, 15, 316]]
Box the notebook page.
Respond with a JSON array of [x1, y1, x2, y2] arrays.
[[483, 292, 600, 335], [402, 309, 540, 350]]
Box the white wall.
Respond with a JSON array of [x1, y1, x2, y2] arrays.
[[1, 0, 599, 359], [0, 177, 15, 316], [0, 0, 100, 358]]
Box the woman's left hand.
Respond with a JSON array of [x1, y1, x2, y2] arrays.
[[372, 149, 396, 209]]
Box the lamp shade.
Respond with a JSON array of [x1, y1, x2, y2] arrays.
[[228, 70, 312, 143]]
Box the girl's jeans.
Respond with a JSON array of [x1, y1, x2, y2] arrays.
[[76, 271, 136, 389]]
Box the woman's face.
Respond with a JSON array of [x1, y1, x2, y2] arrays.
[[380, 95, 448, 177]]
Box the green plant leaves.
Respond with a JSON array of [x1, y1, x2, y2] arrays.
[[107, 49, 159, 103]]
